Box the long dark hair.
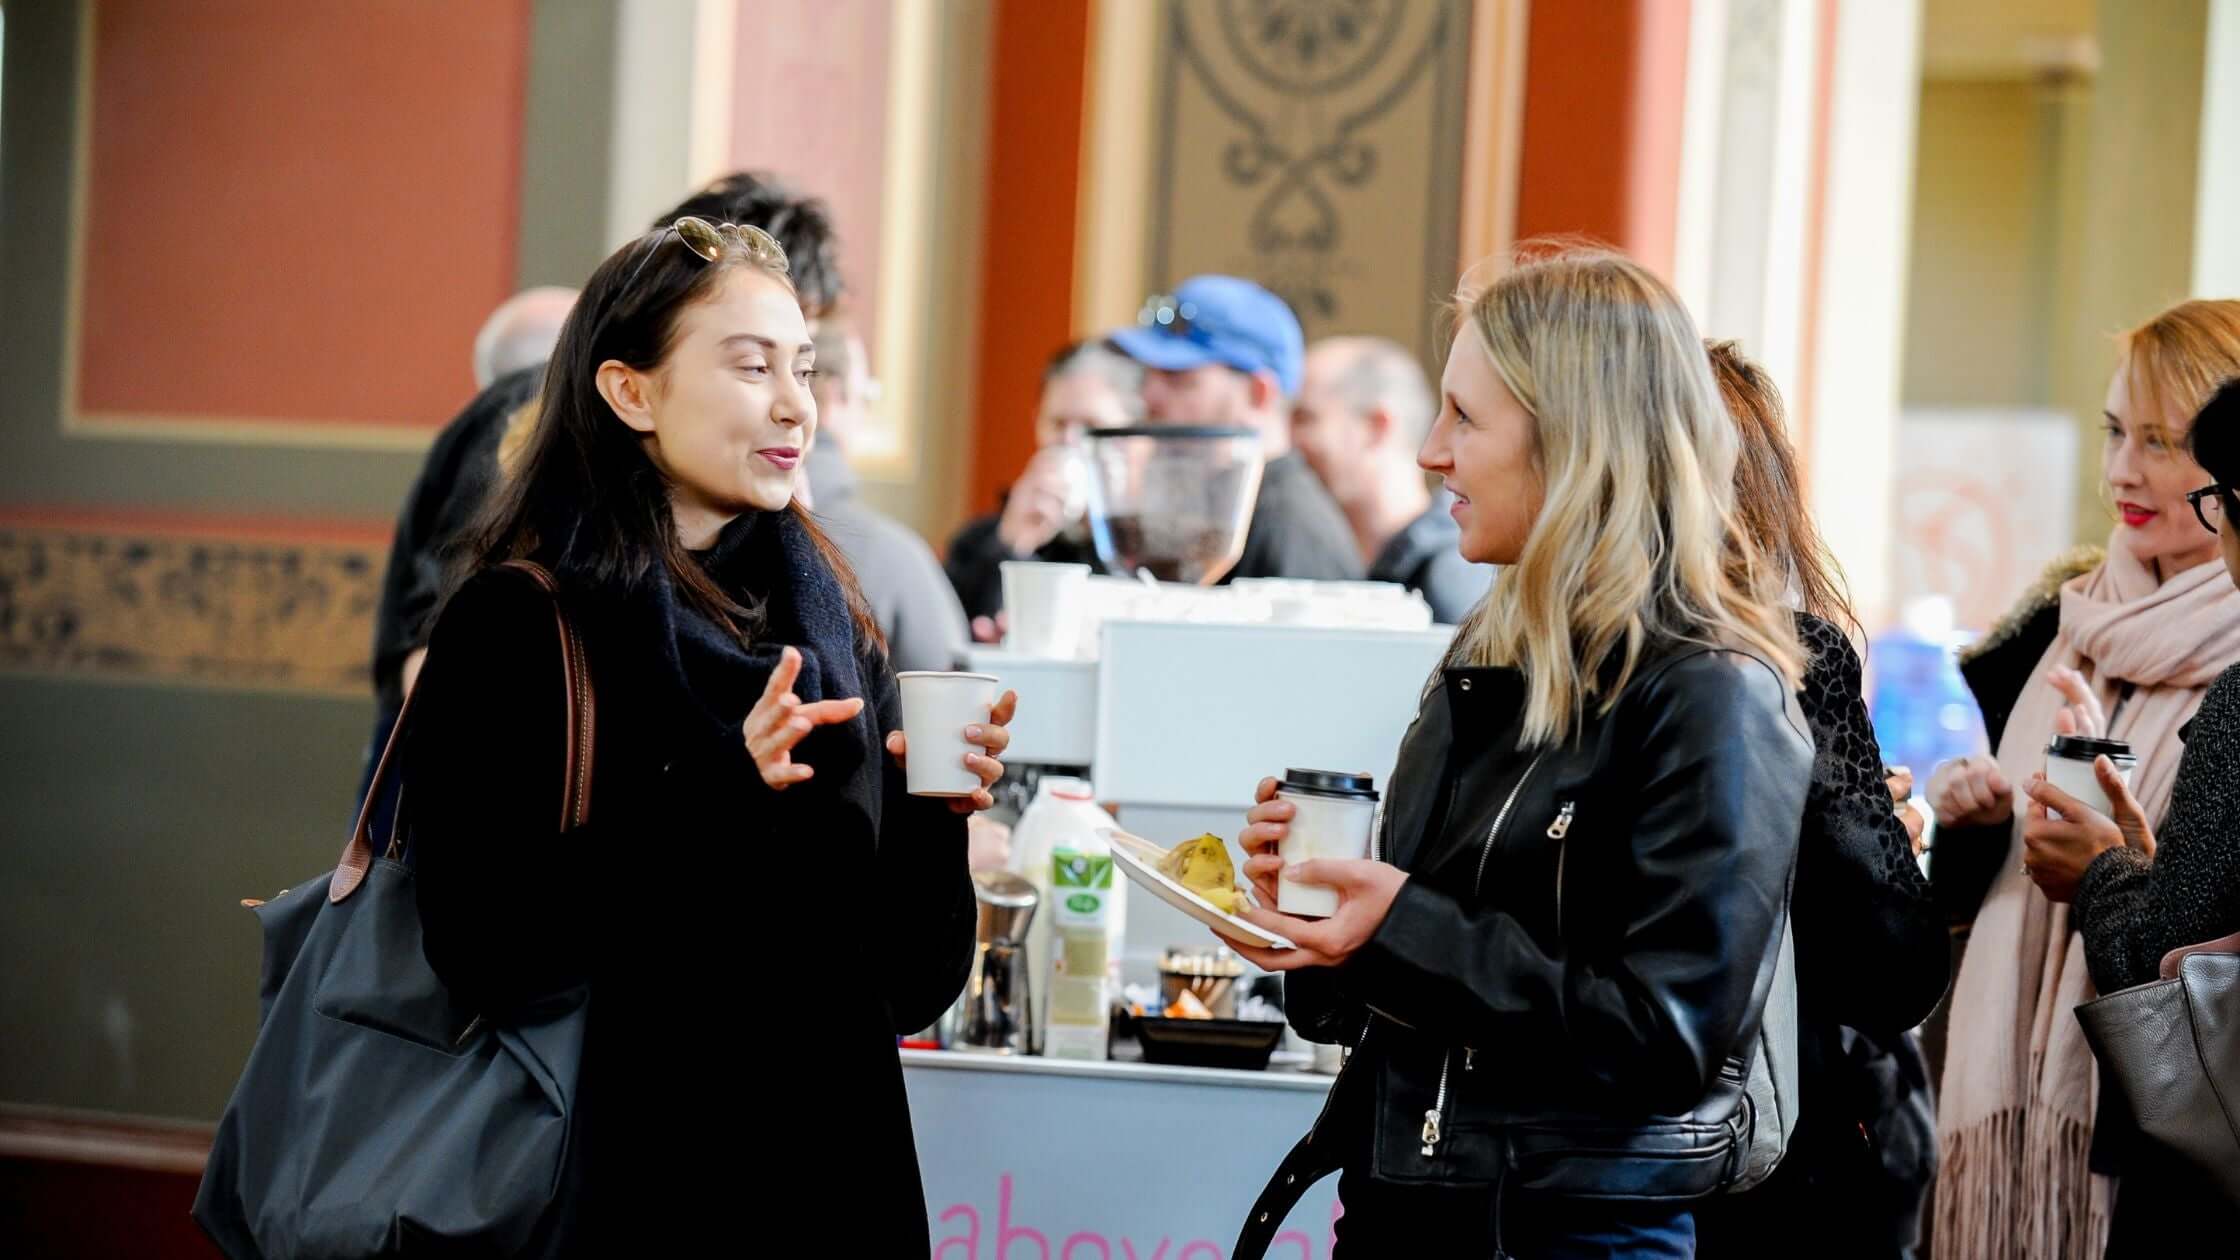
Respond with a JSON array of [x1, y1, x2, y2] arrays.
[[456, 224, 882, 651], [1705, 339, 1857, 634]]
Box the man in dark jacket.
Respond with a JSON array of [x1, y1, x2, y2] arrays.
[[1290, 336, 1493, 623], [1106, 276, 1364, 584]]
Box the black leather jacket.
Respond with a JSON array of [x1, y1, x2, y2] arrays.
[[1238, 646, 1812, 1253]]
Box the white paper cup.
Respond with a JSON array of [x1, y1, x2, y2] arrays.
[[1001, 561, 1091, 659], [898, 671, 1002, 797], [2044, 736, 2136, 821], [1275, 770, 1380, 918]]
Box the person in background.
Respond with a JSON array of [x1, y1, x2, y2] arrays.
[[407, 216, 1012, 1252], [1692, 340, 1949, 1258], [1228, 248, 1810, 1258], [944, 342, 1140, 631], [800, 317, 971, 674], [1929, 299, 2240, 1260], [360, 172, 845, 818], [1106, 276, 1364, 584], [2018, 375, 2240, 1255], [1290, 335, 1492, 622], [471, 287, 577, 390]]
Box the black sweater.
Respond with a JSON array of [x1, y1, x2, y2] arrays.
[[402, 515, 972, 1254]]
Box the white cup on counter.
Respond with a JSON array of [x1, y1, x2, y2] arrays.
[[1001, 561, 1091, 659]]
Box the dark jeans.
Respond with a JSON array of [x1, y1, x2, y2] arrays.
[[1334, 1167, 1696, 1259]]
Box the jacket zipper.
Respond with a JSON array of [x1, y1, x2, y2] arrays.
[[1472, 753, 1548, 896], [1549, 799, 1576, 937], [1425, 756, 1549, 1158], [1423, 1053, 1452, 1155]]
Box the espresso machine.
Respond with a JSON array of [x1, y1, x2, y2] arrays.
[[953, 870, 1038, 1054]]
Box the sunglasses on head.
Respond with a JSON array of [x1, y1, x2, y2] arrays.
[[1137, 293, 1201, 338], [616, 215, 790, 295]]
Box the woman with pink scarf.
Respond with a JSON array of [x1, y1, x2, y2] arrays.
[[1927, 298, 2240, 1259]]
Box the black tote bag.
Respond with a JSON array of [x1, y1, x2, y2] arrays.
[[194, 561, 595, 1257]]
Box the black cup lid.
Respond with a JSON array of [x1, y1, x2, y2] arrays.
[[2047, 735, 2136, 761], [1281, 768, 1378, 800]]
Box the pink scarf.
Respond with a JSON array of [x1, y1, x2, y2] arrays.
[[1934, 536, 2240, 1259]]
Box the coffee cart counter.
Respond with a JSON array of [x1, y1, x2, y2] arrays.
[[902, 1049, 1340, 1257]]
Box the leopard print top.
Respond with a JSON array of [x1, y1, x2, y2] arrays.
[[1791, 612, 1951, 1033]]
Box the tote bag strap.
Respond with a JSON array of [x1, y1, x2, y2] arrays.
[[330, 560, 596, 903]]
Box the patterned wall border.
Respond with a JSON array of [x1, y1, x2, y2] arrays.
[[0, 513, 385, 697]]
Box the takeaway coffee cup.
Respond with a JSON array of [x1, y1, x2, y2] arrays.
[[1274, 769, 1380, 918], [2044, 734, 2137, 820]]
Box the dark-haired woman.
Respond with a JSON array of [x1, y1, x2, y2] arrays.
[[1693, 341, 1950, 1258], [402, 218, 1014, 1254]]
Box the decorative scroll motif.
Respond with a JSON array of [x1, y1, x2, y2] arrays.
[[0, 526, 382, 695], [1156, 0, 1464, 336]]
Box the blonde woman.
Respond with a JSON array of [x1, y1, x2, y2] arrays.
[[1930, 299, 2240, 1260], [1225, 249, 1814, 1258]]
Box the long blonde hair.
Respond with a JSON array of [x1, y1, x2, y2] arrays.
[[1449, 247, 1803, 745]]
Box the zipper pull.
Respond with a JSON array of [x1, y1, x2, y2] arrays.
[[1546, 800, 1576, 840], [1420, 1108, 1443, 1156], [1464, 1047, 1478, 1072]]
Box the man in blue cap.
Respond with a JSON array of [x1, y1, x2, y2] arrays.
[[1106, 276, 1364, 582]]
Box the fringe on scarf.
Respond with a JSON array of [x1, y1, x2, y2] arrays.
[[1935, 1107, 2111, 1259]]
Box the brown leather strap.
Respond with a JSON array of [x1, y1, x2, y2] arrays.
[[330, 560, 596, 904], [2161, 929, 2240, 979]]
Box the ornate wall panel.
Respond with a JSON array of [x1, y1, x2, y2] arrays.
[[1149, 0, 1474, 359]]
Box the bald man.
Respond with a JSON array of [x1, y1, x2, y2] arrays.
[[471, 286, 577, 388], [1290, 336, 1493, 623]]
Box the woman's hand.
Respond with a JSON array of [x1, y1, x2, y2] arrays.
[[744, 647, 865, 790], [1930, 755, 2014, 828], [2020, 756, 2154, 901], [966, 815, 1013, 872], [1237, 776, 1292, 910], [1226, 860, 1409, 972], [1887, 765, 1927, 856], [2049, 667, 2108, 738], [886, 689, 1019, 814]]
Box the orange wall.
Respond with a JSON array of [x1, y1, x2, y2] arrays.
[[74, 0, 531, 432], [726, 0, 893, 344], [1513, 0, 1690, 276], [965, 0, 1092, 515]]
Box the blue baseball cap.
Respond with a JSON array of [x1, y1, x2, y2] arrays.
[[1106, 275, 1304, 397]]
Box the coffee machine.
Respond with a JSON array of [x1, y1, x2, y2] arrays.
[[953, 871, 1038, 1054]]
